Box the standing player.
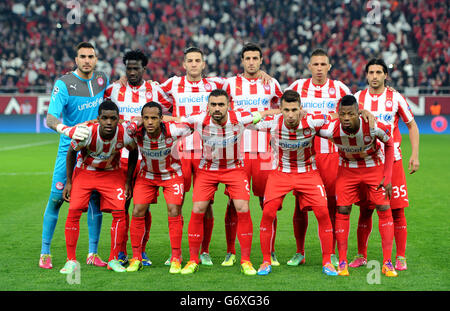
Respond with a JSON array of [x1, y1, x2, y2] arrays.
[[125, 102, 192, 274], [222, 43, 283, 267], [160, 47, 224, 265], [104, 49, 172, 267], [350, 58, 419, 270], [40, 42, 109, 269], [60, 100, 137, 274], [285, 48, 351, 267], [255, 90, 337, 276], [319, 95, 397, 277], [173, 89, 278, 275]]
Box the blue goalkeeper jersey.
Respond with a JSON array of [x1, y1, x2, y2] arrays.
[[48, 70, 109, 152]]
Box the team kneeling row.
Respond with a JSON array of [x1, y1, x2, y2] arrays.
[[59, 89, 401, 277]]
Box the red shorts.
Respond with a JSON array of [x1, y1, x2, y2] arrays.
[[358, 159, 409, 209], [315, 152, 339, 197], [133, 175, 185, 205], [180, 149, 201, 193], [242, 152, 273, 197], [193, 168, 250, 202], [336, 165, 389, 207], [264, 170, 327, 208], [69, 168, 126, 212]]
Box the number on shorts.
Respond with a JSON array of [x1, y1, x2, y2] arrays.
[[244, 179, 250, 192], [116, 188, 125, 200], [392, 185, 407, 199], [173, 183, 184, 195], [317, 184, 326, 197]]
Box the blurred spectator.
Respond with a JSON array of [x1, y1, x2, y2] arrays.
[[0, 0, 448, 93]]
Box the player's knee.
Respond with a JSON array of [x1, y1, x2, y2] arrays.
[[233, 199, 249, 213], [132, 204, 148, 217], [375, 204, 390, 212], [167, 204, 181, 217], [337, 205, 352, 215]]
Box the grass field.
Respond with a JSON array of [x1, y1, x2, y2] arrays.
[[0, 133, 449, 295]]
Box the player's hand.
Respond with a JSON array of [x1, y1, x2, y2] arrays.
[[377, 178, 392, 200], [257, 70, 272, 85], [124, 182, 133, 199], [118, 75, 127, 87], [299, 109, 308, 119], [387, 86, 398, 93], [360, 109, 376, 129], [56, 124, 90, 140], [146, 79, 159, 85], [408, 155, 419, 174], [63, 183, 72, 202]]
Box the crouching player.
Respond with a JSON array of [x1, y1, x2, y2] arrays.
[[60, 100, 137, 274], [319, 95, 397, 277], [125, 102, 193, 274], [255, 90, 337, 276]]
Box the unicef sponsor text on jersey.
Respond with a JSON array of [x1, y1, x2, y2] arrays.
[[301, 100, 337, 111], [77, 97, 103, 112], [178, 94, 209, 104], [234, 97, 269, 108], [140, 147, 172, 159]]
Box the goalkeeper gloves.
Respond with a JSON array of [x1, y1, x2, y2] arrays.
[[56, 123, 90, 140]]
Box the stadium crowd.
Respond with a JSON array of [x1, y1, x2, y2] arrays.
[[0, 0, 448, 94]]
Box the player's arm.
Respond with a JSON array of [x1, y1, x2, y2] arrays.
[[125, 147, 138, 199], [47, 80, 90, 140], [405, 119, 419, 174], [62, 146, 78, 202], [375, 123, 394, 200]]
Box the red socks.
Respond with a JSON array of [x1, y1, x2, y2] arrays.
[[335, 212, 350, 262], [392, 208, 407, 258], [168, 215, 183, 260], [311, 205, 334, 265], [224, 200, 238, 254], [188, 211, 205, 263], [109, 211, 126, 262], [130, 216, 146, 260], [201, 216, 214, 254], [65, 209, 82, 261], [260, 198, 282, 263], [356, 205, 374, 258], [377, 209, 394, 262], [236, 211, 253, 263], [293, 196, 308, 255]]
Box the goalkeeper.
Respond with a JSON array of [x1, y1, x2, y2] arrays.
[[39, 42, 109, 269]]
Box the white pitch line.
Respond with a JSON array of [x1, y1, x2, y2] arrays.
[[0, 140, 57, 152], [0, 172, 52, 176]]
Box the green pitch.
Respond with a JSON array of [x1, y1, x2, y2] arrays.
[[0, 133, 448, 292]]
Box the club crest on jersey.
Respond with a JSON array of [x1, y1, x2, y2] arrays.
[[146, 91, 153, 100], [328, 87, 336, 95], [263, 84, 270, 91], [363, 135, 372, 143], [55, 182, 64, 190], [303, 128, 312, 137], [165, 137, 173, 145], [204, 83, 212, 91], [97, 76, 104, 86], [385, 100, 393, 108], [116, 143, 123, 149]]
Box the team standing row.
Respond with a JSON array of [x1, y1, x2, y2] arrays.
[[39, 42, 419, 278]]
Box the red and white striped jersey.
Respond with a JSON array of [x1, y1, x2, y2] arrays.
[[104, 81, 172, 159], [71, 123, 136, 171], [181, 110, 256, 171], [286, 78, 351, 154], [355, 88, 414, 161], [255, 113, 327, 173], [223, 75, 282, 153], [161, 75, 225, 151], [127, 121, 193, 181], [318, 116, 392, 168]]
